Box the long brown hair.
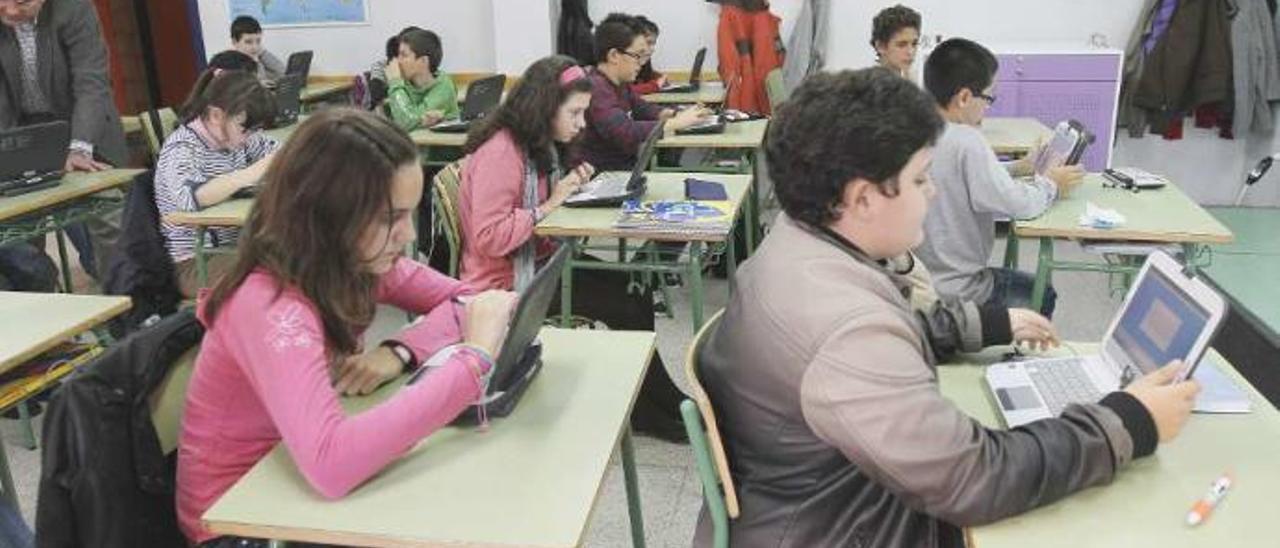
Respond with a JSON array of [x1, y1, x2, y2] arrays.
[[202, 107, 421, 357], [464, 55, 592, 174]]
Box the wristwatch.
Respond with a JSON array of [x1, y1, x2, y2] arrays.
[[379, 340, 418, 373]]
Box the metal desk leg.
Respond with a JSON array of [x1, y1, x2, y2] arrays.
[[621, 428, 647, 548], [0, 444, 16, 510], [195, 227, 208, 289], [54, 229, 73, 293], [1183, 243, 1201, 273], [726, 233, 738, 294], [618, 238, 628, 262], [689, 241, 705, 330], [1031, 237, 1054, 314], [560, 239, 576, 328], [1003, 229, 1020, 269], [14, 404, 35, 450], [745, 151, 758, 254]]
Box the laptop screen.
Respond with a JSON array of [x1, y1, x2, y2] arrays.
[[1109, 266, 1210, 374]]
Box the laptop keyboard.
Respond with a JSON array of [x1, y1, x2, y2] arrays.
[[578, 172, 629, 197], [1023, 358, 1104, 416]]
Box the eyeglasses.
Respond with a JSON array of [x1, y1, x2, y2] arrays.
[[975, 93, 998, 106], [618, 49, 648, 63]]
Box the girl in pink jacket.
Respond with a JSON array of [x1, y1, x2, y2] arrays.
[[176, 108, 516, 545], [456, 55, 688, 442]]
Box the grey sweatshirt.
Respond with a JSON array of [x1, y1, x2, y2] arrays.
[[915, 122, 1056, 303]]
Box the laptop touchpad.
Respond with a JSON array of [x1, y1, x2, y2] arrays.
[[996, 386, 1042, 411]]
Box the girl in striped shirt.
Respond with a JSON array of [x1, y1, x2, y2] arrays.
[[154, 69, 277, 297]]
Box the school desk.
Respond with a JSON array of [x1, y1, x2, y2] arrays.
[[653, 119, 768, 255], [536, 172, 750, 329], [300, 80, 354, 105], [1008, 175, 1233, 311], [1205, 207, 1280, 256], [162, 199, 252, 288], [643, 81, 727, 105], [0, 292, 131, 505], [204, 328, 657, 548], [0, 169, 144, 292], [940, 345, 1279, 548]]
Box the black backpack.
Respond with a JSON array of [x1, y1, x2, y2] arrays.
[[100, 171, 182, 338]]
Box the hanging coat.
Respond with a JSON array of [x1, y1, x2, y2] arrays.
[[716, 2, 786, 115]]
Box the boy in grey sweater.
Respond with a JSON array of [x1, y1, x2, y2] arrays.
[[914, 38, 1083, 317]]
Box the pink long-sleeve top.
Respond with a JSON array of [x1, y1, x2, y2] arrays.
[[175, 258, 486, 543], [458, 128, 557, 291]]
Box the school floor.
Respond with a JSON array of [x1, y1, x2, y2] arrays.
[[5, 227, 1128, 547]]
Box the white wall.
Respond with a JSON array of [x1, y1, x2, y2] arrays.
[[829, 0, 1147, 70], [196, 0, 496, 75], [192, 0, 1280, 205]]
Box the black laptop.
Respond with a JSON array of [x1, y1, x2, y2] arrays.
[[674, 78, 736, 135], [659, 47, 706, 94], [564, 122, 664, 208], [285, 50, 313, 82], [0, 121, 69, 197], [431, 74, 506, 133], [266, 74, 304, 129], [408, 246, 569, 424]]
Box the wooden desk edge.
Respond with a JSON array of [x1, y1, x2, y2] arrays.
[[1012, 226, 1235, 244], [163, 212, 247, 228], [0, 170, 142, 223], [535, 226, 730, 242], [1, 296, 131, 372], [204, 520, 562, 548]]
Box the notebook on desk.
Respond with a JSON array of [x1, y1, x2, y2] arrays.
[[1033, 119, 1092, 176], [431, 74, 506, 133], [657, 47, 706, 94], [985, 250, 1227, 427], [0, 121, 69, 197]]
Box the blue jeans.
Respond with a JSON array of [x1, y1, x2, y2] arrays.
[[985, 267, 1057, 318]]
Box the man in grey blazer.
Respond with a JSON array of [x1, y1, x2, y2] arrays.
[[0, 0, 127, 287]]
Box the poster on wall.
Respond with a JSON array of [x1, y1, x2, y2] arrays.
[[228, 0, 370, 28]]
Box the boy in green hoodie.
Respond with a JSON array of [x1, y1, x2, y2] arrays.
[[386, 28, 459, 131]]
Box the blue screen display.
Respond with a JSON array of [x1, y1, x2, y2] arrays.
[[1111, 268, 1209, 373]]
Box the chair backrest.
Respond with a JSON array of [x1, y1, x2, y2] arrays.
[[682, 309, 739, 518], [148, 345, 199, 455], [764, 68, 788, 112], [431, 159, 466, 277], [139, 108, 178, 160]]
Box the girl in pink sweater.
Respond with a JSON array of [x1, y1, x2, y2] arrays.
[[176, 108, 516, 545], [456, 55, 688, 443]]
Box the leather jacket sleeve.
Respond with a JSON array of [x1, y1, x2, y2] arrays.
[[799, 311, 1137, 527]]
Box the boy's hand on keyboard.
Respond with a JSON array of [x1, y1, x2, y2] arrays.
[[1125, 361, 1201, 443], [1009, 308, 1058, 351]]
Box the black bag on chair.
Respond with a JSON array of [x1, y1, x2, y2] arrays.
[[35, 311, 203, 548]]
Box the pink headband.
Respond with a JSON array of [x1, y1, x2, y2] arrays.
[[559, 65, 587, 86]]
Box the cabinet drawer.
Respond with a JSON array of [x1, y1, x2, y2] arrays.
[[995, 54, 1120, 82]]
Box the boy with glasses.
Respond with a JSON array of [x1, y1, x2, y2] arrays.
[[914, 38, 1084, 317], [580, 13, 708, 171]]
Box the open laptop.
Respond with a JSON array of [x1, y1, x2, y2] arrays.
[[409, 246, 569, 423], [266, 74, 304, 129], [431, 74, 506, 133], [986, 250, 1227, 427], [0, 121, 69, 197], [1033, 119, 1093, 176], [564, 121, 664, 208], [285, 50, 313, 82], [659, 48, 706, 93], [674, 78, 738, 136]]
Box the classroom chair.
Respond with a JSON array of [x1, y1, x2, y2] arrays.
[[680, 309, 739, 548], [430, 160, 466, 277], [138, 107, 178, 161], [764, 68, 788, 111]]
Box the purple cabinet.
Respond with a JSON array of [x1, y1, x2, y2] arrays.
[[993, 51, 1121, 171]]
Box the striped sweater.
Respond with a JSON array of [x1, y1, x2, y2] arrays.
[[154, 121, 278, 263]]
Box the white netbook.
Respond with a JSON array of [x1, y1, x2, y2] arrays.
[[986, 250, 1227, 427]]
